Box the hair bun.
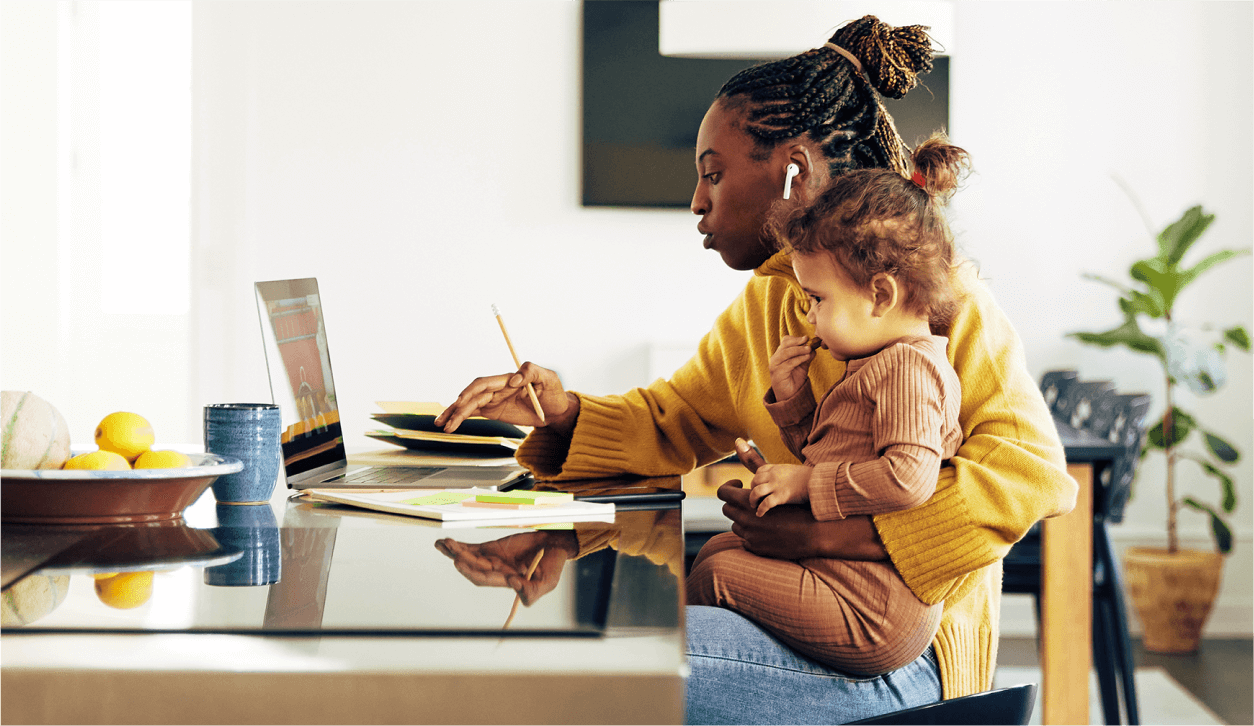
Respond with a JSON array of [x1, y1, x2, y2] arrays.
[[910, 133, 971, 201], [831, 15, 935, 99]]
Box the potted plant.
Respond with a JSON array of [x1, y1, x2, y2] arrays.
[[1069, 202, 1250, 653]]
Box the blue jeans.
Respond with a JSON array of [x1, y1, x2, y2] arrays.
[[685, 605, 943, 724]]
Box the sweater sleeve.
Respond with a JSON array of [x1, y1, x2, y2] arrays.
[[763, 385, 817, 460], [514, 282, 759, 481], [807, 344, 949, 520], [873, 265, 1077, 605]]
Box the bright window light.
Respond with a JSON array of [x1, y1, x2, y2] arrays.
[[98, 0, 191, 314]]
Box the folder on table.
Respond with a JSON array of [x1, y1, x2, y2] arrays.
[[367, 401, 529, 458]]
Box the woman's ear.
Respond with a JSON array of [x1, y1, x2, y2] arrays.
[[777, 144, 817, 199], [869, 273, 899, 318], [782, 145, 819, 201]]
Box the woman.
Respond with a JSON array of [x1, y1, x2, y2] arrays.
[[436, 15, 1075, 724]]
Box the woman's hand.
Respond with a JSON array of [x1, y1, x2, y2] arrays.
[[748, 463, 812, 516], [435, 362, 580, 436], [733, 438, 766, 472], [434, 530, 579, 606], [717, 482, 888, 561], [769, 335, 813, 402]]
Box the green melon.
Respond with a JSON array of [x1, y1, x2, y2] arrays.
[[1, 390, 73, 469], [1, 574, 71, 626]]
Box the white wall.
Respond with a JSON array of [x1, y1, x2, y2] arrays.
[[4, 1, 1250, 635], [946, 2, 1253, 635]]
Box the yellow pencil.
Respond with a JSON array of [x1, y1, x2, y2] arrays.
[[492, 304, 546, 424], [503, 548, 545, 629]]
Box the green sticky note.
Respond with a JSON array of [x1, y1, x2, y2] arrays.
[[475, 490, 573, 505], [402, 491, 477, 506]]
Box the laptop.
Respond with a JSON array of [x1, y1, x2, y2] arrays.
[[254, 278, 529, 491]]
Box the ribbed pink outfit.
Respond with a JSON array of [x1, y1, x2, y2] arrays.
[[687, 336, 963, 675]]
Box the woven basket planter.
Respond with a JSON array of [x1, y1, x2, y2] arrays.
[[1123, 546, 1225, 653]]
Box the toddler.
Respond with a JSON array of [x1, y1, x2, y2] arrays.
[[687, 135, 971, 676]]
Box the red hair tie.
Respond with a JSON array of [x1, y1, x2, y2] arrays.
[[911, 171, 927, 189]]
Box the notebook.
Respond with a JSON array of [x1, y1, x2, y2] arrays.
[[301, 488, 615, 525], [254, 278, 529, 491]]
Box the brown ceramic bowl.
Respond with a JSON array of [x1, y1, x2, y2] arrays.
[[0, 453, 243, 525]]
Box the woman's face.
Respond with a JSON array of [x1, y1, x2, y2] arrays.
[[691, 100, 782, 271]]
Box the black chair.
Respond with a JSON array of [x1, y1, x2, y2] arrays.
[[1039, 369, 1078, 415], [848, 683, 1038, 725], [1058, 378, 1117, 430], [1003, 370, 1150, 725]]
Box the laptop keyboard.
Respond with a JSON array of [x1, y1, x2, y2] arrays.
[[331, 466, 444, 485]]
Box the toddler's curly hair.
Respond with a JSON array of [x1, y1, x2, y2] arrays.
[[769, 134, 972, 332]]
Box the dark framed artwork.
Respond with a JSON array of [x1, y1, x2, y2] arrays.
[[581, 1, 949, 208]]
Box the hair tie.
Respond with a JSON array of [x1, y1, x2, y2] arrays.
[[911, 171, 927, 189], [823, 42, 865, 76]]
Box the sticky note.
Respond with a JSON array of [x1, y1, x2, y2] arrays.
[[403, 491, 477, 506], [475, 491, 574, 506]]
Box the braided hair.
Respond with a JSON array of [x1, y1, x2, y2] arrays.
[[717, 16, 935, 178], [767, 134, 971, 333]]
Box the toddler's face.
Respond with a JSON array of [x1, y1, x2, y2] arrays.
[[793, 253, 882, 361]]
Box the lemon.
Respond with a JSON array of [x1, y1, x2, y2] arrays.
[[63, 450, 131, 470], [94, 412, 155, 462], [134, 449, 190, 469], [93, 571, 154, 610]]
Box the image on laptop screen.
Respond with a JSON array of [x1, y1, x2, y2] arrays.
[[255, 278, 346, 481]]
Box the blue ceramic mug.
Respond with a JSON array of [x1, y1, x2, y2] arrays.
[[203, 403, 283, 504], [204, 502, 282, 587]]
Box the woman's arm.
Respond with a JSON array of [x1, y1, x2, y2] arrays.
[[718, 483, 890, 560], [514, 286, 763, 481], [871, 267, 1075, 604]]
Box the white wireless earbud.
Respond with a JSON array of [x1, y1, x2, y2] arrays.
[[783, 163, 801, 199]]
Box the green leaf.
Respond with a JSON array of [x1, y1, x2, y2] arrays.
[[1068, 317, 1166, 360], [1203, 431, 1240, 463], [1118, 291, 1166, 319], [1177, 249, 1251, 292], [1081, 272, 1134, 295], [1190, 454, 1239, 512], [1224, 326, 1251, 351], [1157, 205, 1215, 266], [1182, 497, 1234, 554], [1131, 259, 1185, 313], [1212, 516, 1234, 554], [1146, 407, 1196, 450], [1199, 462, 1238, 512], [1129, 259, 1175, 310]]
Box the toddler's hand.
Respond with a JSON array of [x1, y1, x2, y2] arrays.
[[748, 463, 812, 517], [769, 335, 814, 402]]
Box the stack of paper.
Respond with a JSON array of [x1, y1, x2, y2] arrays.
[[366, 401, 528, 458], [303, 487, 615, 524]]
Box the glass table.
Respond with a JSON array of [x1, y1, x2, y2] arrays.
[[1, 480, 686, 724]]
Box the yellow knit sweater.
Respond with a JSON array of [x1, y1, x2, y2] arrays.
[[517, 250, 1076, 698]]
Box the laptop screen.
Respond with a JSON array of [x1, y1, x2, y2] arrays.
[[255, 278, 347, 483]]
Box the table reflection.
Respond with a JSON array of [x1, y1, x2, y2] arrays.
[[1, 488, 683, 636]]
